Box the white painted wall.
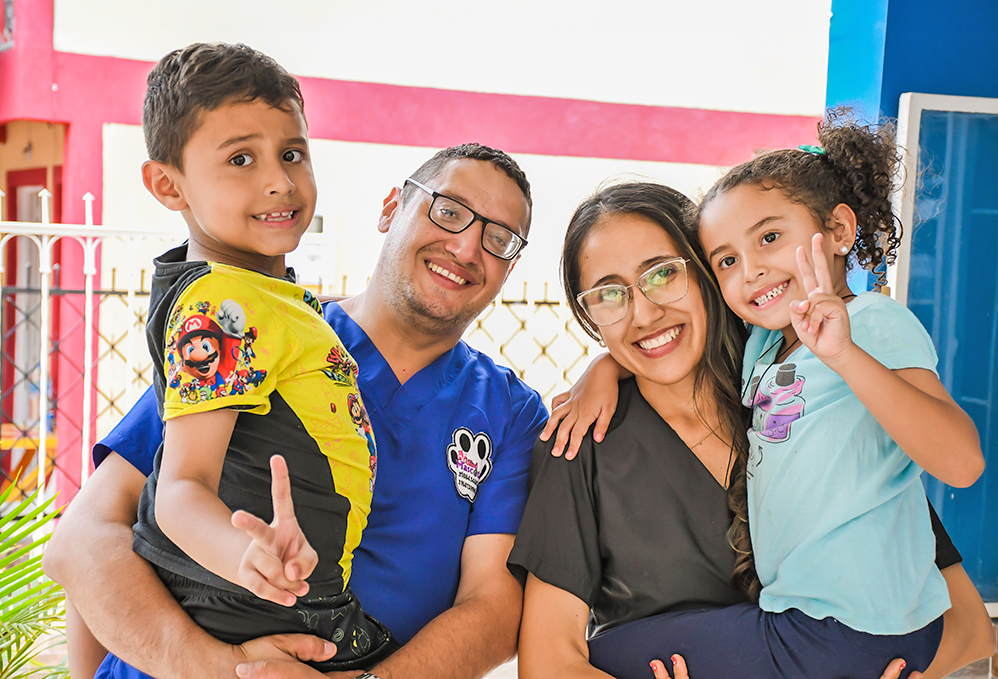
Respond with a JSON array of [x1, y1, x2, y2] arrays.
[[56, 0, 831, 116], [89, 0, 832, 407]]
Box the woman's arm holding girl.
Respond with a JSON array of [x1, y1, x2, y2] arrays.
[[792, 234, 984, 487], [923, 564, 996, 679], [519, 574, 615, 679]]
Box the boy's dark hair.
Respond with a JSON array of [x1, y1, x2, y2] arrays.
[[143, 42, 305, 172], [696, 107, 902, 275], [404, 143, 533, 233], [561, 180, 758, 599]]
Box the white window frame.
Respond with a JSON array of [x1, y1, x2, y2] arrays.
[[889, 93, 998, 306]]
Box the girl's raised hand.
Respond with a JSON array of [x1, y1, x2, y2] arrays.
[[539, 353, 626, 460], [789, 233, 854, 366]]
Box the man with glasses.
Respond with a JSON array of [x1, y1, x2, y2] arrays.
[[45, 144, 548, 679]]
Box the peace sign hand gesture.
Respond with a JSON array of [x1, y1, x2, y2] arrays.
[[231, 455, 318, 607], [789, 233, 855, 368]]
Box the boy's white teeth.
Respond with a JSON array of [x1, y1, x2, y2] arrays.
[[255, 210, 295, 222], [754, 283, 788, 306], [427, 262, 467, 285], [638, 326, 681, 350]]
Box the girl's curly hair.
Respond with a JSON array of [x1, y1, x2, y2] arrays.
[[696, 107, 903, 276]]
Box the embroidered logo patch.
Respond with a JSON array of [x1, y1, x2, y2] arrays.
[[447, 427, 493, 502]]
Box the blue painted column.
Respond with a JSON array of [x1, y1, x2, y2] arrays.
[[825, 0, 889, 123], [827, 0, 998, 118], [825, 0, 998, 602]]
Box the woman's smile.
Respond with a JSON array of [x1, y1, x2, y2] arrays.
[[634, 323, 684, 353]]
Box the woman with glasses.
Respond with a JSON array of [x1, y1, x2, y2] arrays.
[[506, 181, 985, 679], [507, 181, 756, 679]]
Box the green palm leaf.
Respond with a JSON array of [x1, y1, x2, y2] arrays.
[[0, 479, 69, 679]]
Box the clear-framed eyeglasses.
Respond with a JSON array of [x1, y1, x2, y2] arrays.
[[577, 258, 691, 327], [404, 178, 528, 260]]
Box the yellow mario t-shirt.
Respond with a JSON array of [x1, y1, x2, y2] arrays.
[[135, 253, 375, 596]]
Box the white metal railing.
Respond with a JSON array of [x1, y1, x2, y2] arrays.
[[0, 189, 596, 504]]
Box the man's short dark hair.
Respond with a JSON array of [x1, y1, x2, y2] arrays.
[[143, 42, 305, 172], [406, 143, 533, 233]]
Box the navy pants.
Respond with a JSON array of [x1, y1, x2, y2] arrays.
[[588, 604, 943, 679]]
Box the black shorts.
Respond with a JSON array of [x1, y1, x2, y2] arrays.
[[157, 568, 397, 672]]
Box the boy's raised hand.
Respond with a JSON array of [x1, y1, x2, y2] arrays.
[[789, 233, 854, 366], [232, 455, 318, 607]]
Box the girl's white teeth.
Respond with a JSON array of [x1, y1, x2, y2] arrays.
[[754, 283, 788, 306], [256, 210, 295, 222], [638, 326, 681, 350], [427, 262, 467, 285]]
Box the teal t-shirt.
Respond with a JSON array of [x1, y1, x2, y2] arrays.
[[741, 292, 950, 634]]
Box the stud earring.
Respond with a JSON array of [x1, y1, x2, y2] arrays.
[[840, 245, 850, 255]]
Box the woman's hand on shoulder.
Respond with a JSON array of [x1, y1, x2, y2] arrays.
[[539, 353, 630, 460], [651, 655, 919, 679]]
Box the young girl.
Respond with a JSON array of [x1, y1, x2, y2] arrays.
[[542, 112, 987, 678]]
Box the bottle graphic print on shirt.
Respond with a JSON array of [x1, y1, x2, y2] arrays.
[[751, 363, 805, 443]]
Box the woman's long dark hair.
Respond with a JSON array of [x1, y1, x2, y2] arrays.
[[562, 181, 759, 599]]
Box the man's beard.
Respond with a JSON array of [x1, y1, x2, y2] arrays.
[[388, 276, 481, 337], [379, 247, 485, 337]]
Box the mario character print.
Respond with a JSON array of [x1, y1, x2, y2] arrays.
[[166, 299, 267, 404], [347, 392, 377, 492], [446, 427, 493, 503], [177, 315, 224, 383]]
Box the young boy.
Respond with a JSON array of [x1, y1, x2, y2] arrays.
[[131, 42, 393, 671]]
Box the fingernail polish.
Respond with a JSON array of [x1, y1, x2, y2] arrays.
[[650, 662, 657, 671], [672, 655, 679, 665], [900, 662, 906, 671]]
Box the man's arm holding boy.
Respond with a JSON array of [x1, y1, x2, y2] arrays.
[[49, 459, 523, 679], [45, 386, 530, 679]]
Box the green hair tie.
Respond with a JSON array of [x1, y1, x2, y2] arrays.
[[798, 144, 826, 155]]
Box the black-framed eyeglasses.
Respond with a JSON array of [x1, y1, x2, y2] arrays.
[[404, 178, 528, 260], [576, 258, 691, 327]]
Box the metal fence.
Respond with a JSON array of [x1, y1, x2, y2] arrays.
[[1, 190, 596, 507]]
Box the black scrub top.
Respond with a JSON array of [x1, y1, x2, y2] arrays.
[[507, 378, 962, 636], [508, 378, 749, 635]]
